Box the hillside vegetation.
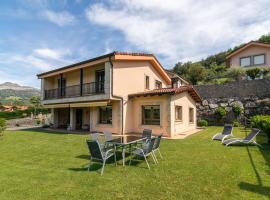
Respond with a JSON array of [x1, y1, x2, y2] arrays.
[[0, 82, 40, 105], [172, 34, 270, 85]]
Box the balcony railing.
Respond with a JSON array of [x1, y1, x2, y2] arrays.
[[44, 81, 105, 100]]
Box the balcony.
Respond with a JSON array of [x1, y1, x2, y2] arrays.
[[44, 81, 105, 100]]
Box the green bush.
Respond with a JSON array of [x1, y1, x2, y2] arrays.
[[215, 107, 227, 120], [0, 118, 6, 134], [251, 115, 270, 143], [246, 68, 262, 80], [36, 119, 41, 125], [233, 121, 241, 127], [232, 104, 243, 116], [0, 108, 50, 120], [198, 119, 208, 127]]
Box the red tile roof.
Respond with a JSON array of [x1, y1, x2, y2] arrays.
[[128, 85, 202, 102]]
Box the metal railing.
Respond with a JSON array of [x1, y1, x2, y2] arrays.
[[44, 81, 105, 100]]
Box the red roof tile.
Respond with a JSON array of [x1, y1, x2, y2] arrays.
[[128, 85, 202, 102]]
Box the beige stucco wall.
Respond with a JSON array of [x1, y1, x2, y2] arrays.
[[170, 92, 197, 136], [89, 100, 121, 134], [127, 95, 171, 137], [112, 60, 168, 97], [230, 45, 270, 68], [112, 60, 171, 135]]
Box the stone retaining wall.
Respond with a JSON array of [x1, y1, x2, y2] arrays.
[[194, 79, 270, 125]]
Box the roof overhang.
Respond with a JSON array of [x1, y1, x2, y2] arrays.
[[226, 41, 270, 59], [128, 86, 202, 103], [43, 101, 108, 108], [37, 52, 172, 85]]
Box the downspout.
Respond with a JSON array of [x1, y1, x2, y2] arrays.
[[109, 56, 124, 135]]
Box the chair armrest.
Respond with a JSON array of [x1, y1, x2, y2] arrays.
[[133, 147, 144, 153]]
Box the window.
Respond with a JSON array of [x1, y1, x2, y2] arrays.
[[142, 105, 160, 125], [240, 56, 251, 67], [96, 70, 105, 92], [155, 80, 162, 89], [173, 79, 181, 88], [189, 107, 194, 123], [99, 106, 112, 124], [253, 54, 265, 65], [145, 75, 150, 89], [175, 106, 182, 121]]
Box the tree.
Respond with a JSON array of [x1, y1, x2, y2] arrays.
[[30, 96, 41, 116], [5, 96, 23, 107], [258, 33, 270, 43], [186, 63, 207, 85], [173, 61, 192, 80], [246, 68, 262, 80]]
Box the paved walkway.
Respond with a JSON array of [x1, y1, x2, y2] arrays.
[[170, 128, 204, 139], [6, 126, 42, 131]]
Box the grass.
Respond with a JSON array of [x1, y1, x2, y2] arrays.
[[0, 127, 269, 200]]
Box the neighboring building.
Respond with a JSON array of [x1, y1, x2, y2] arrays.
[[37, 52, 201, 138], [165, 70, 190, 88], [226, 41, 270, 68]]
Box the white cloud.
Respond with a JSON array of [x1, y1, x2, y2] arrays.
[[43, 10, 76, 26], [33, 48, 71, 60], [85, 0, 270, 65]]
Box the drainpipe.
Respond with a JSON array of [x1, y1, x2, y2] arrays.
[[109, 56, 124, 135]]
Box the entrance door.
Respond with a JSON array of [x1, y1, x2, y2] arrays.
[[76, 109, 83, 130]]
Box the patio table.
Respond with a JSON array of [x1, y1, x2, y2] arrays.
[[106, 135, 146, 166]]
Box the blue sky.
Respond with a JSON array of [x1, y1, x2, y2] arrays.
[[1, 0, 270, 88]]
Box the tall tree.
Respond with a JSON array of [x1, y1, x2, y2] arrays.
[[5, 96, 23, 107], [186, 63, 207, 85], [30, 96, 41, 116]]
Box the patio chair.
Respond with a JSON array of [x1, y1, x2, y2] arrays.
[[104, 131, 114, 148], [152, 134, 163, 162], [212, 124, 233, 142], [129, 137, 157, 169], [90, 132, 100, 141], [142, 129, 152, 140], [86, 139, 116, 175], [222, 128, 262, 147], [137, 129, 152, 148]]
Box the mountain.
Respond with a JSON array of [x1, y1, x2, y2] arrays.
[[0, 82, 40, 104]]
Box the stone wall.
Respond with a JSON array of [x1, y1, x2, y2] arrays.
[[194, 79, 270, 125]]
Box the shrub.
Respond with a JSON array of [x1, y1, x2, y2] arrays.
[[0, 108, 50, 120], [36, 119, 41, 125], [246, 68, 262, 80], [198, 119, 208, 127], [0, 118, 6, 135], [233, 120, 241, 127], [226, 67, 245, 81], [215, 107, 227, 120], [232, 104, 243, 117], [251, 115, 270, 143]]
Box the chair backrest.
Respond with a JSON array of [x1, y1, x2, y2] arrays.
[[244, 128, 260, 141], [86, 140, 103, 160], [145, 137, 156, 154], [142, 129, 152, 140], [104, 131, 113, 142], [222, 124, 233, 135], [153, 134, 162, 150], [91, 133, 100, 141]]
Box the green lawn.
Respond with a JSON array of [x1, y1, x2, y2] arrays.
[[0, 127, 269, 200]]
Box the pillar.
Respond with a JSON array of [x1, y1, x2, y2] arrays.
[[69, 108, 76, 130], [51, 108, 58, 128]]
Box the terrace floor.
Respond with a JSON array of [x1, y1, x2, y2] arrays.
[[0, 127, 269, 200]]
